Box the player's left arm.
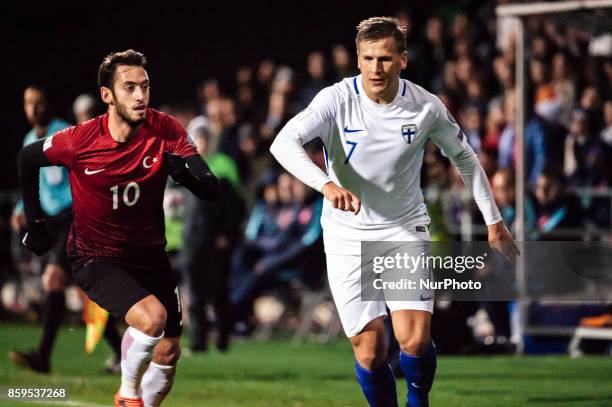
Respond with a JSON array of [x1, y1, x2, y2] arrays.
[[428, 101, 520, 263], [164, 152, 220, 202], [163, 115, 220, 202]]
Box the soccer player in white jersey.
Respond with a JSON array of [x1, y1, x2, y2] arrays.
[[270, 17, 519, 407]]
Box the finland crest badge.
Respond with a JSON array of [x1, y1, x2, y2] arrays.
[[401, 124, 417, 144]]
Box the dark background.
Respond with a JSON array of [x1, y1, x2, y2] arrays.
[[1, 0, 451, 190]]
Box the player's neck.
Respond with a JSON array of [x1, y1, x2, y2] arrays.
[[363, 78, 400, 105], [108, 111, 141, 143]]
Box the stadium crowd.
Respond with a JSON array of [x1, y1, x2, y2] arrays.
[[2, 5, 611, 358]]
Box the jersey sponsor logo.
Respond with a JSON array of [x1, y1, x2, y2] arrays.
[[343, 126, 364, 133], [401, 124, 417, 144], [84, 168, 106, 175], [42, 136, 54, 151], [142, 156, 158, 168]]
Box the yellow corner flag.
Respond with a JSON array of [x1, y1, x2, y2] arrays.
[[81, 294, 109, 355]]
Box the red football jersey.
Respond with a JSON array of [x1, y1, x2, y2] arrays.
[[43, 108, 197, 258]]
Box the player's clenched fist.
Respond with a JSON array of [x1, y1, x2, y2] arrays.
[[163, 151, 189, 183], [321, 182, 361, 214], [21, 220, 52, 256]]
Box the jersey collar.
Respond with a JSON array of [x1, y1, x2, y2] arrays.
[[100, 110, 151, 145], [354, 74, 407, 109]]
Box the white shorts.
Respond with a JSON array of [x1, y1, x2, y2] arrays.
[[325, 229, 434, 338]]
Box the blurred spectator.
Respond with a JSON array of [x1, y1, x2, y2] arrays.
[[601, 100, 612, 146], [483, 98, 505, 149], [531, 167, 583, 240], [498, 90, 548, 189], [260, 90, 290, 142], [197, 78, 221, 114], [272, 66, 295, 96], [238, 124, 273, 207], [296, 51, 329, 111], [217, 98, 240, 155], [459, 105, 483, 153], [441, 61, 463, 107], [331, 44, 358, 81], [181, 125, 244, 352], [493, 56, 514, 93], [229, 170, 280, 331], [235, 66, 258, 123], [12, 84, 71, 244], [425, 16, 448, 92], [579, 85, 604, 134], [465, 79, 488, 114], [563, 109, 606, 187], [491, 168, 536, 234], [254, 59, 276, 108], [531, 59, 564, 124], [551, 52, 577, 126], [72, 94, 97, 124], [229, 172, 323, 333]]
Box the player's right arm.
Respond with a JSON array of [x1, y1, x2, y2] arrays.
[[270, 87, 360, 214], [17, 128, 75, 255], [17, 139, 54, 255]]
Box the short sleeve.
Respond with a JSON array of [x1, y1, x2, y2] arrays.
[[428, 99, 468, 159], [164, 114, 198, 157], [291, 86, 338, 145], [42, 126, 77, 168]]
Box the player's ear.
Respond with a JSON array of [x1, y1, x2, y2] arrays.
[[100, 87, 113, 105], [400, 50, 408, 70]]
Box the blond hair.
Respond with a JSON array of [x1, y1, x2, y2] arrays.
[[356, 17, 407, 52]]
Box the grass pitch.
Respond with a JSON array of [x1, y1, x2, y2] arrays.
[[0, 323, 610, 406]]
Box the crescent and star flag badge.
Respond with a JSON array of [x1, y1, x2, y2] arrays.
[[401, 124, 417, 144]]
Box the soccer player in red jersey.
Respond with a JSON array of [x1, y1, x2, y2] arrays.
[[17, 50, 220, 407]]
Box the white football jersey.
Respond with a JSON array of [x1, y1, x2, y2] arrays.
[[272, 75, 500, 254]]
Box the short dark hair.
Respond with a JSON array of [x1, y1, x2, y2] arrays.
[[356, 17, 407, 53], [97, 49, 147, 89]]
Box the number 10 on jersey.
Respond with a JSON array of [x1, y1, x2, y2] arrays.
[[110, 182, 141, 209]]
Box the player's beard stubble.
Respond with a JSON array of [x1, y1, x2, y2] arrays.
[[112, 96, 147, 128]]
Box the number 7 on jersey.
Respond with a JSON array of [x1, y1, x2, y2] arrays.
[[344, 140, 357, 164]]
